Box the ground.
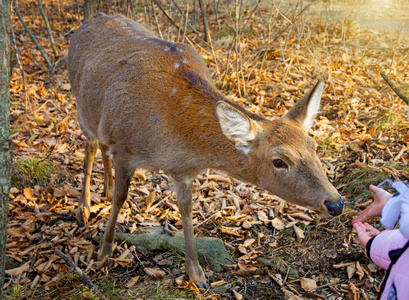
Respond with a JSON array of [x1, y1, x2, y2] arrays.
[[4, 0, 409, 299]]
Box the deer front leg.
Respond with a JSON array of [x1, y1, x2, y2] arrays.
[[77, 139, 98, 227], [98, 157, 134, 259], [99, 144, 114, 199], [173, 178, 208, 289]]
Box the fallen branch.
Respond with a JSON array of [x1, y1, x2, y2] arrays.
[[94, 228, 233, 273], [55, 249, 108, 300], [381, 70, 409, 105], [13, 0, 53, 70]]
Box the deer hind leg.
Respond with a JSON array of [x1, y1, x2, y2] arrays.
[[77, 139, 98, 227], [98, 157, 134, 259], [99, 144, 114, 199], [173, 178, 208, 289]]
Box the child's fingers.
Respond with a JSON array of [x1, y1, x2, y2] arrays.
[[352, 221, 366, 234]]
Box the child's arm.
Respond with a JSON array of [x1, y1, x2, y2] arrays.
[[352, 185, 392, 224]]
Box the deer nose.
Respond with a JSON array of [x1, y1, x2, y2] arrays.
[[325, 198, 344, 217]]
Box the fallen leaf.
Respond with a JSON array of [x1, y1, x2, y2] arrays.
[[293, 225, 305, 243], [24, 188, 39, 201], [144, 267, 166, 278], [299, 277, 317, 291], [233, 289, 243, 300], [243, 238, 255, 248], [271, 217, 285, 230], [348, 281, 358, 300], [210, 280, 227, 288], [347, 264, 356, 279], [268, 271, 284, 286], [281, 288, 303, 300], [124, 276, 139, 288], [5, 262, 30, 276]]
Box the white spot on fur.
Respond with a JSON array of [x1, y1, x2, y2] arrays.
[[182, 59, 188, 63], [170, 86, 178, 96], [177, 48, 184, 52], [184, 96, 191, 106], [174, 62, 180, 69], [163, 46, 170, 52]]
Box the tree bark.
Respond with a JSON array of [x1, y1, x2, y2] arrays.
[[198, 0, 210, 42], [0, 0, 13, 297], [84, 0, 98, 21]]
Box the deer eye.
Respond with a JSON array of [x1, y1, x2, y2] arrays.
[[272, 159, 288, 169]]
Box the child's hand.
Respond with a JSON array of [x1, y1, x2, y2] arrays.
[[352, 221, 380, 247], [352, 185, 393, 224]]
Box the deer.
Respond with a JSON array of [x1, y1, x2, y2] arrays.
[[67, 13, 344, 289]]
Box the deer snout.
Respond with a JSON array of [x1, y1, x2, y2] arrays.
[[324, 197, 344, 217]]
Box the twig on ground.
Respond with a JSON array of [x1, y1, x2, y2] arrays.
[[13, 0, 53, 70], [55, 249, 108, 300], [381, 70, 409, 105]]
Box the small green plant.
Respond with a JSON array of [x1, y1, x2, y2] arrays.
[[336, 166, 388, 200], [13, 157, 55, 187], [317, 134, 338, 153], [372, 112, 409, 136], [3, 284, 30, 299]]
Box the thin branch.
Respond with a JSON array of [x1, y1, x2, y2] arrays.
[[381, 70, 409, 104], [13, 0, 53, 70], [37, 0, 58, 58], [214, 0, 220, 31], [75, 0, 81, 25], [151, 0, 163, 39], [182, 3, 189, 43], [55, 249, 108, 300], [170, 0, 200, 35], [234, 0, 243, 97], [10, 26, 29, 112]]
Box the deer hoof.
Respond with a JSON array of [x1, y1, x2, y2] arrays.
[[75, 206, 90, 227], [196, 281, 209, 292], [98, 242, 113, 260]]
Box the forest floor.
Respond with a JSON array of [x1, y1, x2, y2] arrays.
[[4, 0, 409, 299]]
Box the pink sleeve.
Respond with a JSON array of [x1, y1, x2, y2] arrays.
[[369, 229, 409, 269]]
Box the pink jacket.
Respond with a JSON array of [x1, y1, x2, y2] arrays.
[[368, 229, 409, 300]]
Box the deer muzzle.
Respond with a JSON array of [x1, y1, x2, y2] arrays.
[[324, 198, 344, 217]]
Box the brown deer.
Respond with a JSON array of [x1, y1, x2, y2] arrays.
[[67, 13, 343, 288]]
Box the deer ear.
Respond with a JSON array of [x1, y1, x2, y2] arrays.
[[216, 101, 261, 154], [283, 80, 324, 131]]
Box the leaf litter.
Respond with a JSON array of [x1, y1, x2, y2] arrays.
[[5, 0, 409, 299]]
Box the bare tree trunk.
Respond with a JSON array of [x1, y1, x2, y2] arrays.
[[84, 0, 98, 20], [0, 0, 13, 297], [198, 0, 210, 42]]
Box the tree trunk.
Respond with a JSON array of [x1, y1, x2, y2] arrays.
[[0, 0, 12, 297], [198, 0, 210, 42], [84, 0, 98, 20]]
